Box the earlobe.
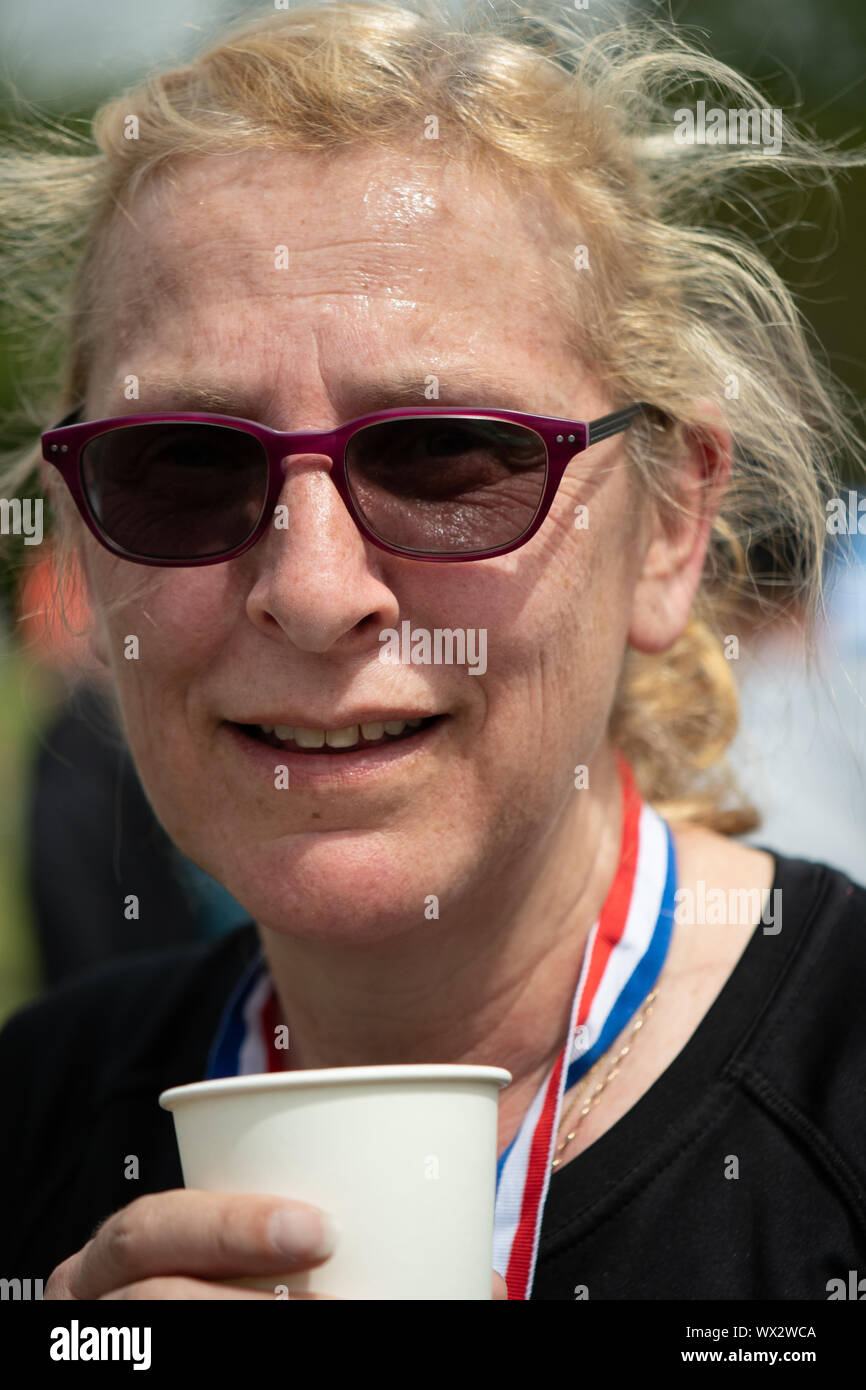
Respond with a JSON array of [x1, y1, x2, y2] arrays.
[[627, 568, 695, 655]]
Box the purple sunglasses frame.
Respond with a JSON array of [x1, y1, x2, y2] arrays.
[[41, 401, 650, 567]]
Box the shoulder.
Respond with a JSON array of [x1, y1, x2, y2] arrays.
[[723, 852, 866, 1190], [0, 921, 262, 1100], [666, 828, 866, 1167], [669, 825, 864, 978], [740, 851, 866, 1044], [668, 831, 866, 1027]]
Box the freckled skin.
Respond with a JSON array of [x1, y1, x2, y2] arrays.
[[82, 148, 635, 921], [74, 143, 758, 1100]]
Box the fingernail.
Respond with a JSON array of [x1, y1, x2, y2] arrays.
[[268, 1206, 338, 1260]]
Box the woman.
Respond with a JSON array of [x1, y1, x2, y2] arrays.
[[1, 0, 864, 1301]]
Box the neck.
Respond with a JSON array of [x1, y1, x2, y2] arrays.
[[257, 749, 624, 1143]]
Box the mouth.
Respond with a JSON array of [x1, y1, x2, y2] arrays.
[[228, 714, 445, 756]]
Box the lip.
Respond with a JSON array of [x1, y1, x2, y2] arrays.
[[228, 710, 439, 729], [222, 715, 448, 788]]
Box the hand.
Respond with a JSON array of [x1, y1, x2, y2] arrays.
[[44, 1189, 509, 1300]]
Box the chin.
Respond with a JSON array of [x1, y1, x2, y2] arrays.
[[209, 832, 453, 944]]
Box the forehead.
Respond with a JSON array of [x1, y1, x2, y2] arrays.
[[87, 145, 575, 415]]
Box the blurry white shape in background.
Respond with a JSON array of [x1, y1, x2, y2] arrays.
[[733, 527, 866, 885]]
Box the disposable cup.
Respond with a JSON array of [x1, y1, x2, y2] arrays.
[[159, 1064, 512, 1300]]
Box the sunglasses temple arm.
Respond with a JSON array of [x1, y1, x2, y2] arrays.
[[587, 404, 645, 447]]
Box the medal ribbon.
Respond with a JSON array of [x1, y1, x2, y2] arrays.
[[494, 757, 676, 1297], [205, 756, 676, 1301]]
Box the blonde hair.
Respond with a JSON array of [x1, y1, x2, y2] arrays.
[[1, 0, 863, 831]]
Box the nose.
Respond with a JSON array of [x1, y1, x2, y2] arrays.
[[243, 452, 400, 653]]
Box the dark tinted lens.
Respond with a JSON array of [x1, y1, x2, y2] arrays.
[[345, 416, 547, 554], [80, 423, 269, 561]]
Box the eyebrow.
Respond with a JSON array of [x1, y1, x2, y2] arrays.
[[103, 369, 530, 421]]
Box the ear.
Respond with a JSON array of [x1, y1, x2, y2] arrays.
[[627, 401, 732, 655]]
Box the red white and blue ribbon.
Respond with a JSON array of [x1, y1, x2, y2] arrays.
[[205, 757, 676, 1301], [493, 758, 676, 1298], [207, 955, 284, 1079]]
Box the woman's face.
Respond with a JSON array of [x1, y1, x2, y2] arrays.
[[78, 146, 701, 941]]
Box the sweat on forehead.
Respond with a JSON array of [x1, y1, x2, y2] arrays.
[[82, 143, 577, 400]]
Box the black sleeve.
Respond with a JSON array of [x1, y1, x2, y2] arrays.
[[0, 925, 258, 1283], [0, 984, 109, 1279]]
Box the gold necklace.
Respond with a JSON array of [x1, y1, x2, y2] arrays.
[[551, 987, 658, 1168]]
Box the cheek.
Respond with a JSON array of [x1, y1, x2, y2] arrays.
[[420, 509, 635, 777], [506, 500, 636, 673], [492, 581, 627, 756], [93, 564, 236, 759]]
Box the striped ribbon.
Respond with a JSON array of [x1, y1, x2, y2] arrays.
[[494, 758, 676, 1298], [205, 757, 676, 1301]]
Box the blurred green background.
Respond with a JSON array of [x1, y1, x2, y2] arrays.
[[0, 0, 864, 1026]]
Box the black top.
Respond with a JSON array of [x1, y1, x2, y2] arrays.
[[2, 853, 865, 1299]]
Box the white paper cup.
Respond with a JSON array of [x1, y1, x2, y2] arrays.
[[159, 1064, 512, 1300]]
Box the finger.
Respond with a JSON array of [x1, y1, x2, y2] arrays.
[[101, 1279, 341, 1301], [101, 1277, 278, 1300], [492, 1270, 508, 1300], [71, 1190, 337, 1301], [44, 1255, 79, 1301]]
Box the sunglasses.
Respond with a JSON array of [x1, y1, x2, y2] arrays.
[[41, 402, 649, 567]]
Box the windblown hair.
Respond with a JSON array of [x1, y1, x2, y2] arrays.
[[1, 0, 863, 830]]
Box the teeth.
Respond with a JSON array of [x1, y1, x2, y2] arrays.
[[256, 718, 426, 748], [325, 725, 360, 748], [293, 726, 325, 748]]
